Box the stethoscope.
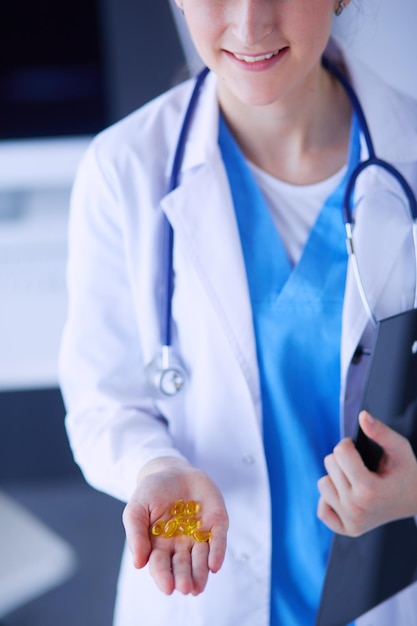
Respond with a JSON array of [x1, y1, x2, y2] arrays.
[[146, 60, 417, 398]]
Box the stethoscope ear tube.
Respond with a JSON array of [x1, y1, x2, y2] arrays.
[[324, 56, 417, 326], [344, 221, 378, 328], [149, 68, 209, 398], [343, 158, 417, 328], [161, 67, 210, 350], [343, 158, 417, 226]]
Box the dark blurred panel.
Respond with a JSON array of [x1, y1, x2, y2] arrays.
[[0, 0, 186, 139], [0, 1, 106, 138], [99, 0, 187, 123], [0, 388, 81, 483]]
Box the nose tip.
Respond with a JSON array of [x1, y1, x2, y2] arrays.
[[233, 0, 274, 46]]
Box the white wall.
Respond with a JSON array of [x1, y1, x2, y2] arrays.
[[333, 0, 417, 99]]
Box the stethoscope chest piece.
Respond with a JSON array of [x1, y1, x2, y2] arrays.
[[145, 346, 187, 398]]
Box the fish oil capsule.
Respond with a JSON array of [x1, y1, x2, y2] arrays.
[[185, 516, 199, 531], [177, 515, 199, 535], [171, 500, 186, 516], [151, 520, 166, 536], [193, 529, 212, 542], [163, 518, 179, 538], [186, 500, 201, 515], [175, 515, 188, 534], [177, 521, 193, 535]]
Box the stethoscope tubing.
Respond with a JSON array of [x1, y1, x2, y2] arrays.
[[322, 58, 417, 224], [160, 67, 210, 348], [324, 57, 417, 324]]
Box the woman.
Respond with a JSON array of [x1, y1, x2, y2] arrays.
[[59, 0, 417, 623]]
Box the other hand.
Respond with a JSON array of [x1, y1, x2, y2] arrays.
[[317, 411, 417, 536]]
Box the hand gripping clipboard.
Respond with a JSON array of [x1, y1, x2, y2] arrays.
[[316, 308, 417, 626]]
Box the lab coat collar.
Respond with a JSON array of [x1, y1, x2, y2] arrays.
[[164, 71, 220, 179]]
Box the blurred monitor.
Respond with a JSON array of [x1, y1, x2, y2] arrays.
[[0, 0, 186, 190]]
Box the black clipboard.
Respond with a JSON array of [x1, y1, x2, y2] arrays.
[[316, 308, 417, 626]]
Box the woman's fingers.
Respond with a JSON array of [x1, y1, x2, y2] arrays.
[[318, 413, 417, 536], [149, 545, 176, 594], [317, 492, 344, 534], [208, 516, 228, 573], [190, 541, 210, 594], [122, 502, 152, 569], [148, 538, 211, 595], [171, 544, 194, 594]]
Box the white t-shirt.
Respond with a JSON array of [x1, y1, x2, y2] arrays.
[[248, 162, 347, 265]]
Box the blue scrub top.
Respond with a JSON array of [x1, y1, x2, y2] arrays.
[[219, 113, 360, 625]]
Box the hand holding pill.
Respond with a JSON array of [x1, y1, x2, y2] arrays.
[[123, 458, 228, 595]]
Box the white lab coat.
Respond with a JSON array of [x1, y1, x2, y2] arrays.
[[59, 41, 417, 626]]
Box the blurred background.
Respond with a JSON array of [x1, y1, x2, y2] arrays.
[[0, 0, 416, 624], [0, 1, 185, 624]]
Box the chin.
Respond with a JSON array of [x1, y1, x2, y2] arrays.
[[237, 89, 285, 109]]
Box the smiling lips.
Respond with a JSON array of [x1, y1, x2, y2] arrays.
[[233, 49, 281, 63]]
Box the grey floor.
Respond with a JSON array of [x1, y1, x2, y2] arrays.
[[1, 479, 125, 626], [1, 480, 123, 626], [0, 388, 126, 626]]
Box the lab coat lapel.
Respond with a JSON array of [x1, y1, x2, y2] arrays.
[[161, 153, 261, 411]]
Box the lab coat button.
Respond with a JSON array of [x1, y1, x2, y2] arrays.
[[242, 454, 255, 465]]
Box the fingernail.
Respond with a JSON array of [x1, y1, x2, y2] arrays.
[[362, 410, 374, 425]]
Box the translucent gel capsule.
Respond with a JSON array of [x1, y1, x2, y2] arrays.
[[151, 520, 166, 536], [186, 500, 201, 515], [186, 516, 200, 531], [177, 522, 193, 536], [171, 500, 186, 516], [151, 500, 209, 541], [193, 529, 212, 542], [163, 519, 179, 537]]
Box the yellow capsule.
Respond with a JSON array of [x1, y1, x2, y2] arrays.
[[177, 522, 193, 536], [177, 513, 191, 523], [186, 500, 201, 515], [151, 520, 166, 536], [163, 518, 179, 538], [186, 516, 199, 530], [193, 529, 212, 542], [171, 500, 186, 516]]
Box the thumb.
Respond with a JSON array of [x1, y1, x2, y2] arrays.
[[122, 502, 152, 569], [358, 411, 401, 455]]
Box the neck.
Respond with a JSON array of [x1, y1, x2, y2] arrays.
[[218, 64, 352, 185]]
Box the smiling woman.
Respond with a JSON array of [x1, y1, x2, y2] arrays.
[[58, 0, 417, 625], [174, 0, 352, 184]]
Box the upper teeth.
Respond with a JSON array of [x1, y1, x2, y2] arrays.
[[234, 50, 279, 63]]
